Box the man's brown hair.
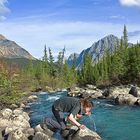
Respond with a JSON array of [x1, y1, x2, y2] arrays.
[[80, 98, 93, 108]]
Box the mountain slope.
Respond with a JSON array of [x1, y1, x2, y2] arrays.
[[68, 34, 120, 68], [0, 34, 35, 59]]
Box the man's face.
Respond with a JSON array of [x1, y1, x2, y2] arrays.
[[84, 107, 92, 116]]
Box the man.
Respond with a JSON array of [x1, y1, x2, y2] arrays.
[[42, 96, 93, 132]]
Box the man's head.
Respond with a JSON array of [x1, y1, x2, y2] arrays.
[[80, 98, 93, 116]]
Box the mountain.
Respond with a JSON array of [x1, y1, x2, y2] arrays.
[[0, 34, 35, 59], [68, 34, 121, 69], [67, 53, 79, 66]]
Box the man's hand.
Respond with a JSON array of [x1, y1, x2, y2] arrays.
[[79, 124, 86, 129]]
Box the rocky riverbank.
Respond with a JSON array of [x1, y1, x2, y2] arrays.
[[1, 84, 140, 140], [68, 84, 140, 106], [0, 94, 102, 140], [0, 108, 101, 140]]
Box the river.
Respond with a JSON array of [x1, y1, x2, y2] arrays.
[[28, 91, 140, 140]]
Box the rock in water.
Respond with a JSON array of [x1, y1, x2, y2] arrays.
[[27, 95, 38, 102], [129, 86, 138, 97], [102, 88, 111, 97], [115, 94, 138, 105], [62, 126, 101, 140]]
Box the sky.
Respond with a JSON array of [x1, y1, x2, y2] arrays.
[[0, 0, 140, 59]]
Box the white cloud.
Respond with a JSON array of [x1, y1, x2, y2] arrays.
[[109, 15, 125, 19], [0, 0, 10, 20], [0, 20, 139, 59], [119, 0, 140, 7]]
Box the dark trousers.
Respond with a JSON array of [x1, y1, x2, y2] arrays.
[[45, 106, 66, 130]]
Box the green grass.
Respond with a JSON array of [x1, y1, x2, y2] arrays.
[[0, 92, 28, 105]]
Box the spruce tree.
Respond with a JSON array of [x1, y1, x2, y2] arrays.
[[123, 25, 128, 49], [48, 48, 56, 77]]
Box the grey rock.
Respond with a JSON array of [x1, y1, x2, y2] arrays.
[[115, 94, 138, 105], [10, 104, 18, 109], [65, 126, 101, 140], [102, 88, 111, 97], [33, 132, 55, 140], [86, 84, 97, 90], [23, 128, 35, 138], [0, 108, 13, 119], [129, 86, 138, 97], [34, 124, 54, 137], [27, 95, 38, 102], [7, 129, 28, 140]]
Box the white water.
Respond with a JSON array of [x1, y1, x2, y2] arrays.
[[46, 95, 62, 101]]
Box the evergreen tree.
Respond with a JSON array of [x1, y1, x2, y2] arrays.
[[72, 53, 77, 70], [124, 45, 140, 83], [57, 51, 63, 75], [42, 45, 49, 75], [123, 25, 128, 49], [43, 45, 48, 62], [48, 48, 56, 77], [80, 53, 95, 84]]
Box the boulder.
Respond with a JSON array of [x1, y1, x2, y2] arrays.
[[28, 95, 38, 102], [23, 128, 35, 139], [102, 88, 112, 97], [68, 86, 102, 99], [45, 86, 55, 93], [0, 108, 12, 119], [137, 87, 140, 97], [5, 126, 24, 135], [20, 103, 26, 108], [134, 98, 140, 105], [86, 84, 97, 90], [129, 86, 138, 97], [33, 132, 55, 140], [63, 126, 101, 140], [34, 124, 54, 137], [13, 108, 23, 115], [22, 112, 30, 121], [74, 128, 101, 140], [0, 118, 11, 128], [85, 89, 103, 99], [109, 87, 130, 99], [10, 104, 18, 109], [7, 129, 28, 140], [115, 94, 138, 105]]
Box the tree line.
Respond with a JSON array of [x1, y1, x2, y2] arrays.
[[78, 25, 140, 86], [0, 25, 140, 104]]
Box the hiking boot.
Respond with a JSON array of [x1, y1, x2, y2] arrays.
[[60, 129, 70, 138]]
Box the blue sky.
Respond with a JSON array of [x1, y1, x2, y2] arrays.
[[0, 0, 140, 58]]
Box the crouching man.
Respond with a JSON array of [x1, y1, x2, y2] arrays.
[[41, 96, 93, 134]]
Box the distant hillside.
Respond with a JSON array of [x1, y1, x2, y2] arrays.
[[68, 34, 131, 69], [0, 57, 39, 69], [0, 34, 35, 60]]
